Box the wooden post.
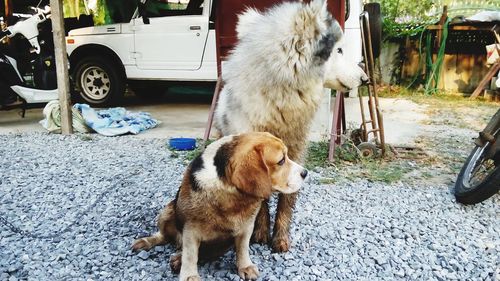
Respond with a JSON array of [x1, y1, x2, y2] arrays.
[[50, 0, 73, 134], [435, 6, 447, 49]]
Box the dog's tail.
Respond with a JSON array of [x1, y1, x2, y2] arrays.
[[132, 200, 179, 252]]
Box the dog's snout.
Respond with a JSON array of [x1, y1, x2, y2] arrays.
[[300, 169, 308, 179], [361, 76, 371, 86]]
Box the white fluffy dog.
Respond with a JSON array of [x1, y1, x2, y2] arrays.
[[214, 0, 367, 253]]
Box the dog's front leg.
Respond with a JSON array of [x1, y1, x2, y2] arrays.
[[272, 192, 298, 252], [179, 229, 201, 281], [252, 199, 270, 244], [236, 225, 259, 280]]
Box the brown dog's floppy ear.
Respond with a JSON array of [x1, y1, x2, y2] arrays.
[[231, 144, 272, 199]]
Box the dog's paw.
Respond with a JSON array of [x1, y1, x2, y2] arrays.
[[238, 264, 259, 280], [251, 227, 270, 245], [169, 253, 182, 273], [131, 238, 152, 252], [271, 235, 290, 253], [182, 275, 201, 281]]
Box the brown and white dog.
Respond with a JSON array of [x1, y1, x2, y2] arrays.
[[132, 132, 307, 281]]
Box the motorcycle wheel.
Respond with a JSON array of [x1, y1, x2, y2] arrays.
[[455, 138, 500, 204], [73, 56, 125, 106]]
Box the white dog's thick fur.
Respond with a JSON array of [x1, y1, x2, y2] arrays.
[[215, 0, 366, 157], [213, 0, 367, 252]]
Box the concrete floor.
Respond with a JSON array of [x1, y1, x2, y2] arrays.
[[0, 92, 213, 139], [0, 88, 425, 145]]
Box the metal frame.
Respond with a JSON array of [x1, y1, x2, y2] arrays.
[[358, 11, 385, 154]]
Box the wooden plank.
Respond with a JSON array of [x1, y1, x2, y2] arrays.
[[50, 0, 73, 134], [427, 25, 495, 31], [441, 54, 457, 91], [470, 62, 500, 99]]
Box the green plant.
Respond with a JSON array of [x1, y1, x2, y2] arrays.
[[367, 0, 436, 40], [361, 160, 410, 183], [305, 141, 331, 169], [168, 139, 214, 162]]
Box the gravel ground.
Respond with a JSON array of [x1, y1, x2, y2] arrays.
[[0, 132, 498, 281]]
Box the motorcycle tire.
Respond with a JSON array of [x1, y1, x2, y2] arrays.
[[73, 56, 125, 106], [455, 144, 500, 204]]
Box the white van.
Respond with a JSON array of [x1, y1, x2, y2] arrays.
[[66, 0, 217, 105]]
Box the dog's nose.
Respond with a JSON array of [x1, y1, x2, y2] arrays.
[[300, 169, 308, 179], [361, 76, 371, 86]]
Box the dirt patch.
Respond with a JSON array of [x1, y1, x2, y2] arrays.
[[311, 94, 498, 187]]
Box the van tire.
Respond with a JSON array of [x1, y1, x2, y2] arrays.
[[73, 56, 125, 106]]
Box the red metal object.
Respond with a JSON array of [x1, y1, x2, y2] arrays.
[[328, 92, 345, 162], [216, 0, 345, 59], [203, 0, 346, 142]]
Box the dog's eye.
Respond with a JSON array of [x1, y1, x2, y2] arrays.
[[337, 48, 343, 55], [277, 157, 286, 166]]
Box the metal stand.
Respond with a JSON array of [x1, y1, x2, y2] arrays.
[[357, 11, 386, 156], [328, 92, 346, 162]]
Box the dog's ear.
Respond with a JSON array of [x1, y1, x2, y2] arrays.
[[236, 8, 262, 40], [310, 0, 328, 15], [231, 144, 272, 199], [294, 0, 328, 40]]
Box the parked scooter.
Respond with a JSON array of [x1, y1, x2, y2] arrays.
[[0, 6, 58, 116], [455, 109, 500, 204]]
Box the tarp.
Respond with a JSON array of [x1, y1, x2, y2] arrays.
[[40, 101, 160, 136]]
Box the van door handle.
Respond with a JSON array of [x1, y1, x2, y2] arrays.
[[190, 25, 201, 30]]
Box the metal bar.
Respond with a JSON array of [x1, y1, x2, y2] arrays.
[[203, 1, 224, 143], [357, 91, 368, 142], [341, 92, 346, 136], [363, 11, 386, 154], [360, 11, 386, 155], [360, 12, 378, 139], [50, 0, 73, 135], [328, 92, 343, 162], [358, 13, 370, 142], [203, 76, 223, 142]]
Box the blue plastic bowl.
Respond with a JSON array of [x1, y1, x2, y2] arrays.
[[169, 138, 196, 151]]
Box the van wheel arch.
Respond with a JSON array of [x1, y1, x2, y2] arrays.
[[70, 45, 126, 105]]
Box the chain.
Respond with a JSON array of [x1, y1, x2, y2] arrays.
[[0, 215, 27, 236], [0, 175, 129, 240]]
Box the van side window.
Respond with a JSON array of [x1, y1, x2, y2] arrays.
[[145, 0, 204, 17]]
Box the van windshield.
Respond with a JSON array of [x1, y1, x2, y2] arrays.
[[144, 0, 204, 17]]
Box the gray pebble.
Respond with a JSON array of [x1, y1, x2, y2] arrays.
[[0, 133, 497, 280], [137, 251, 150, 260]]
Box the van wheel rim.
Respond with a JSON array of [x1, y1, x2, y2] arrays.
[[81, 66, 111, 100]]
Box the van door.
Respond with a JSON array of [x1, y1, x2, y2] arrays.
[[133, 0, 210, 70]]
